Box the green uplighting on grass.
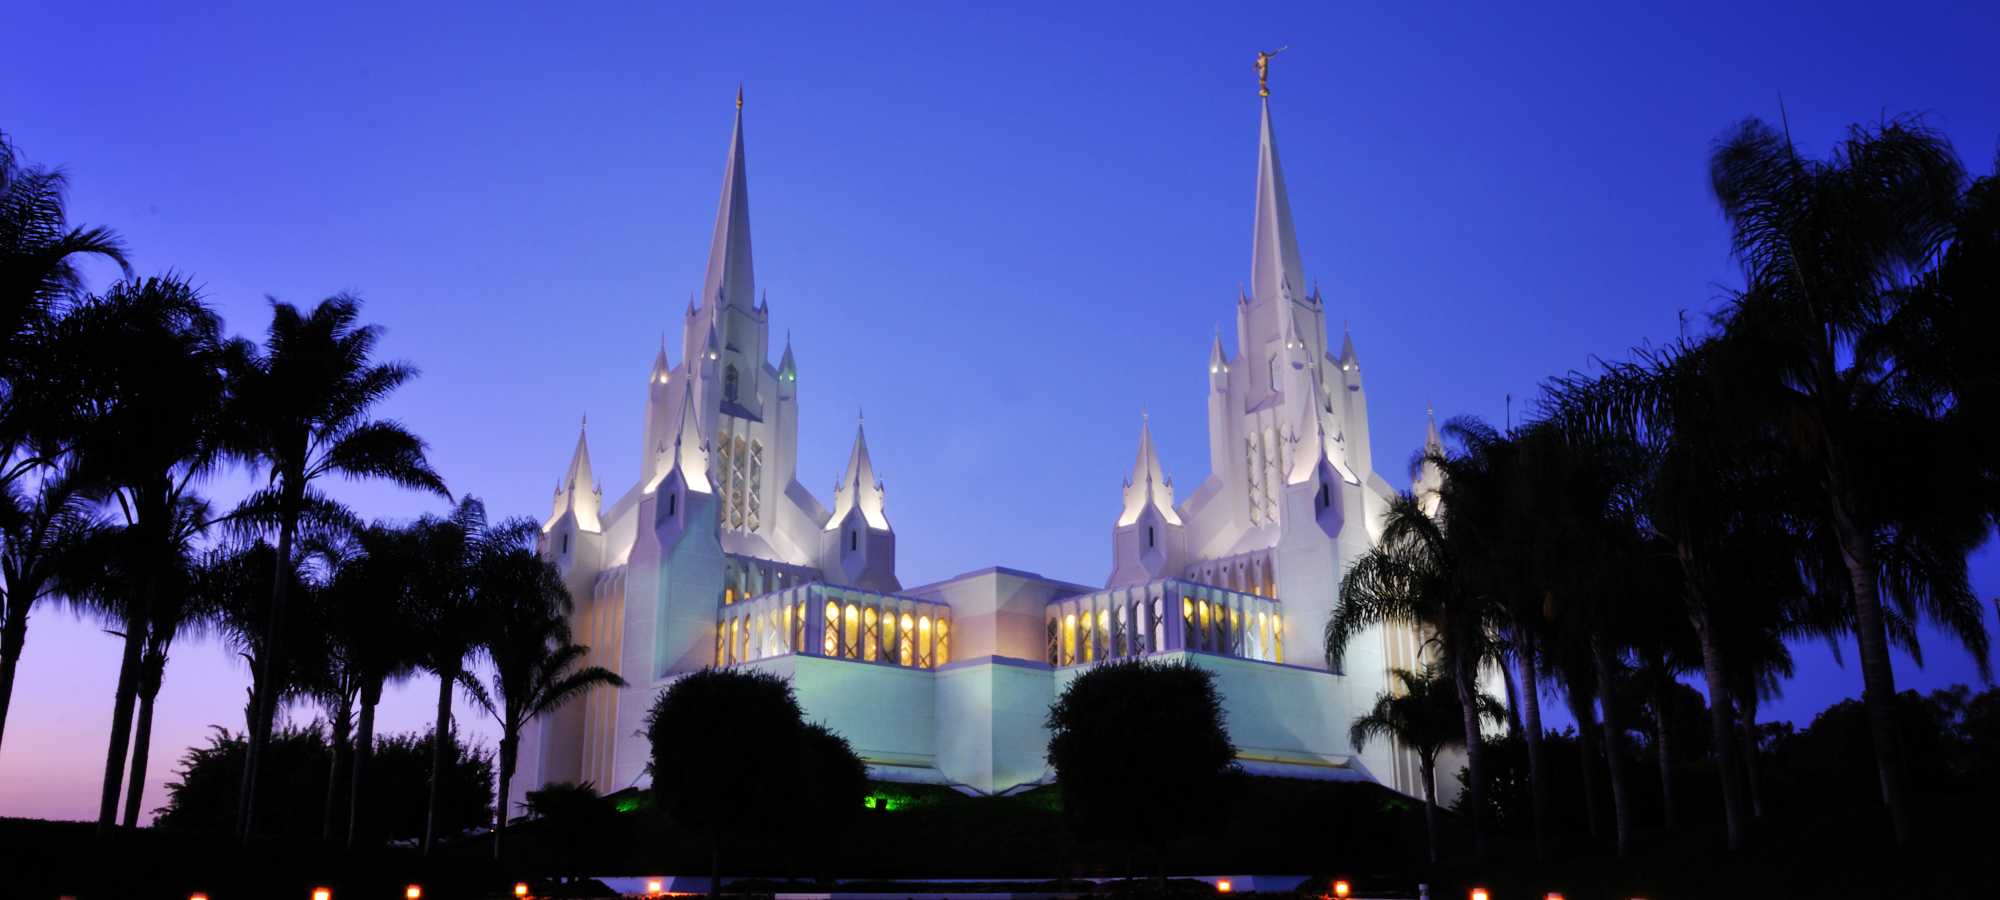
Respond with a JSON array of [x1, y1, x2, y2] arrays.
[[862, 791, 905, 811], [613, 796, 643, 813]]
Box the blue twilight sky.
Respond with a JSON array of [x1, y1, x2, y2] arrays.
[[2, 1, 1996, 821]]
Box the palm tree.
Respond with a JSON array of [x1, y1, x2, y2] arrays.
[[1546, 338, 1771, 850], [1708, 116, 1990, 843], [470, 570, 624, 859], [321, 522, 426, 848], [408, 496, 522, 854], [1349, 665, 1504, 862], [0, 131, 126, 478], [55, 276, 231, 834], [228, 295, 448, 839], [1328, 489, 1501, 858], [0, 463, 101, 754], [119, 497, 220, 827]]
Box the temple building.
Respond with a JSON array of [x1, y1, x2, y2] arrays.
[[516, 74, 1439, 807]]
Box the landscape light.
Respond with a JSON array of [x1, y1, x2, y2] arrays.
[[1216, 879, 1233, 893], [515, 884, 530, 898], [1547, 894, 1565, 900], [1333, 880, 1351, 898], [647, 878, 665, 895], [190, 894, 209, 900], [1471, 890, 1489, 900], [312, 889, 332, 900], [406, 886, 422, 900]]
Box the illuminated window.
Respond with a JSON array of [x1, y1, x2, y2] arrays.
[[793, 599, 807, 650], [823, 600, 839, 656], [936, 619, 949, 666], [863, 607, 880, 661], [1182, 597, 1195, 650], [1257, 610, 1270, 661], [1273, 614, 1284, 664], [899, 613, 916, 666], [1047, 617, 1059, 665], [843, 603, 861, 659], [1198, 600, 1212, 651], [724, 586, 736, 606], [737, 614, 750, 662], [1230, 606, 1242, 655], [1096, 609, 1110, 660], [918, 616, 933, 668], [716, 623, 726, 666], [782, 603, 794, 651], [1062, 613, 1077, 666], [728, 617, 740, 665], [1112, 605, 1127, 658]]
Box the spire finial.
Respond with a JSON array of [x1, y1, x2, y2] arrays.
[[736, 83, 744, 109], [581, 413, 588, 430], [858, 406, 865, 423], [1255, 46, 1288, 98]]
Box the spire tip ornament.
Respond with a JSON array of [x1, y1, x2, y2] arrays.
[[1255, 46, 1288, 98], [735, 83, 744, 109]]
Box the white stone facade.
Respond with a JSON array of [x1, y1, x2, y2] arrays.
[[517, 85, 1434, 809]]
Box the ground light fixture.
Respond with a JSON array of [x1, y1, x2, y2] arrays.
[[1547, 894, 1564, 900], [189, 894, 208, 900], [646, 878, 665, 895], [312, 889, 331, 900], [405, 886, 422, 899], [1471, 889, 1490, 900], [1333, 879, 1351, 898], [515, 884, 530, 898], [1216, 879, 1233, 893]]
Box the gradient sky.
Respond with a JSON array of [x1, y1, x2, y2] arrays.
[[3, 1, 1996, 823]]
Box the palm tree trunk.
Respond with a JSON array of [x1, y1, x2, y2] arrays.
[[1566, 682, 1604, 841], [120, 663, 164, 828], [1686, 597, 1747, 850], [424, 663, 457, 856], [1452, 650, 1488, 859], [1649, 673, 1678, 829], [711, 836, 723, 896], [347, 680, 380, 849], [1738, 699, 1765, 820], [96, 580, 151, 835], [323, 690, 353, 841], [1590, 634, 1634, 857], [1516, 638, 1550, 860], [239, 496, 300, 842], [0, 596, 30, 753], [1420, 760, 1440, 864], [1830, 506, 1911, 843], [494, 730, 518, 860]]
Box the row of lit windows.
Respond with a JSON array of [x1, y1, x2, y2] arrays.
[[715, 588, 951, 671], [720, 556, 813, 606], [1046, 583, 1284, 667]]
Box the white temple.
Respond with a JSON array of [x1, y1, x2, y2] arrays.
[[517, 75, 1436, 806]]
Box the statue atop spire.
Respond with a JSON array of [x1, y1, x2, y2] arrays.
[[1255, 46, 1287, 98]]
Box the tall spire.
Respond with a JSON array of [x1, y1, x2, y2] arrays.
[[648, 378, 711, 494], [828, 415, 888, 530], [1249, 92, 1307, 311], [650, 334, 671, 383], [701, 89, 755, 314], [1118, 414, 1182, 527]]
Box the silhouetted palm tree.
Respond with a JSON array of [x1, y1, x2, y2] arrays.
[[1328, 490, 1501, 858], [470, 575, 624, 859], [408, 497, 521, 854], [228, 295, 447, 839], [318, 522, 427, 848], [119, 497, 220, 827], [1349, 664, 1503, 862], [55, 276, 231, 834], [0, 463, 101, 754], [1709, 116, 1990, 842]]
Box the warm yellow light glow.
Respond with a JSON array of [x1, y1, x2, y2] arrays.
[[936, 619, 950, 665], [514, 884, 530, 898], [406, 886, 423, 900], [1333, 879, 1350, 898], [191, 894, 210, 900], [647, 879, 665, 895], [1215, 880, 1232, 893], [1471, 889, 1489, 900], [313, 889, 332, 900], [1546, 894, 1565, 900]]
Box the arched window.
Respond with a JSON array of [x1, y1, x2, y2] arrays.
[[900, 613, 917, 666], [918, 616, 934, 668], [823, 600, 840, 656], [1046, 617, 1060, 665], [863, 607, 880, 661], [724, 364, 740, 403], [843, 603, 861, 659], [1061, 612, 1077, 666], [936, 619, 950, 666]]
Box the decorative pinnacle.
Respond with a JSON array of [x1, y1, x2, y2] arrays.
[[581, 413, 588, 429], [736, 83, 744, 109]]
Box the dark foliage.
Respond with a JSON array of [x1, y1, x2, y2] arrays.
[[1045, 658, 1239, 865], [154, 723, 492, 842]]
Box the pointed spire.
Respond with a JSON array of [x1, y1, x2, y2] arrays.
[[829, 413, 889, 530], [1117, 414, 1182, 526], [1209, 324, 1228, 373], [1250, 94, 1307, 310], [1338, 321, 1358, 372], [657, 377, 712, 493], [701, 90, 756, 315], [650, 334, 672, 383], [778, 331, 797, 381], [1425, 401, 1443, 451], [547, 416, 602, 532]]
